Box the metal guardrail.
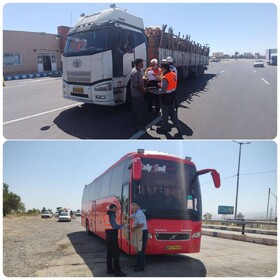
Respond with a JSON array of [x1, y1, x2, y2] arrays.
[[202, 219, 277, 235]]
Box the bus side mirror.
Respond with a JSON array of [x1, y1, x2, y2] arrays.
[[191, 169, 221, 188], [132, 158, 142, 181], [210, 170, 221, 188]]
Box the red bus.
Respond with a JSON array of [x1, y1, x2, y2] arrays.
[[81, 149, 220, 255]]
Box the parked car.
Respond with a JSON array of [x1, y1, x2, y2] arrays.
[[41, 211, 53, 219], [75, 210, 81, 217], [58, 211, 71, 222], [253, 60, 264, 67]]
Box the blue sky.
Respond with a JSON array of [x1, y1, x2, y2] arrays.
[[3, 141, 277, 219], [2, 2, 277, 55]]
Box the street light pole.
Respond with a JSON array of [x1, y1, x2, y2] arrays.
[[234, 141, 251, 219]]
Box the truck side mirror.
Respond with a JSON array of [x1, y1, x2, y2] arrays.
[[132, 158, 142, 181]]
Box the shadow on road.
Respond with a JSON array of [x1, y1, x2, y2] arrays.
[[53, 103, 159, 139], [176, 73, 216, 109], [67, 231, 207, 277], [53, 74, 215, 139]]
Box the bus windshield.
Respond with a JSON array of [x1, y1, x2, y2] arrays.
[[132, 158, 202, 221], [64, 27, 113, 57]]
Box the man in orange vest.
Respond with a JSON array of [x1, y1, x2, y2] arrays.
[[144, 59, 163, 113], [104, 204, 127, 276], [156, 63, 182, 134]]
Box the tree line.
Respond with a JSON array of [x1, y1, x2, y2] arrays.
[[3, 183, 45, 216]]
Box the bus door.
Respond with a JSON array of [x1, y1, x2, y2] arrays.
[[120, 183, 130, 254], [92, 201, 97, 234]]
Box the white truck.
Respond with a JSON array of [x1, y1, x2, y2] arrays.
[[62, 5, 210, 106], [265, 49, 277, 65]]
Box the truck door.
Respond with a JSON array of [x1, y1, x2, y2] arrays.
[[122, 31, 135, 76], [120, 183, 130, 254]]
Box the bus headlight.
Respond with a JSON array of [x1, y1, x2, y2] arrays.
[[192, 232, 201, 238], [148, 232, 153, 239], [95, 82, 112, 91]]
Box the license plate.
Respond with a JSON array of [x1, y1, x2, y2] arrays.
[[73, 87, 84, 94], [165, 245, 182, 250]]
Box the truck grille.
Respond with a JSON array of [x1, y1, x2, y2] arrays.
[[67, 71, 91, 83], [155, 233, 190, 241]]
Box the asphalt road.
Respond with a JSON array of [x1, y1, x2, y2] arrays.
[[33, 218, 279, 277], [4, 216, 276, 277], [3, 59, 277, 139]]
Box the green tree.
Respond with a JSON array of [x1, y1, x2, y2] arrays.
[[3, 183, 23, 216]]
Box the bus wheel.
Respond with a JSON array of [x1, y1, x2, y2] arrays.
[[86, 220, 93, 235]]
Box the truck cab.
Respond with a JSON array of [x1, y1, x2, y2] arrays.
[[62, 7, 147, 106]]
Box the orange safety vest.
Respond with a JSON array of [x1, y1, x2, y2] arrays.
[[147, 66, 162, 76], [162, 71, 177, 93], [104, 214, 113, 230]]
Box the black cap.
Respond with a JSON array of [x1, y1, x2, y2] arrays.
[[161, 63, 170, 71]]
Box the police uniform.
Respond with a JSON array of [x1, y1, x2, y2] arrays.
[[104, 210, 125, 275], [158, 69, 182, 133]]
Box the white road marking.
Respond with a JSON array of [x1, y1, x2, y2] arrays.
[[3, 102, 83, 125], [220, 70, 225, 74], [261, 78, 270, 85], [130, 115, 162, 139], [253, 70, 256, 73], [5, 77, 61, 86]]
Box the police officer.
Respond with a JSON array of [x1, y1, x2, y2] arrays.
[[166, 56, 178, 111], [104, 204, 127, 276], [156, 63, 182, 134], [166, 56, 178, 79]]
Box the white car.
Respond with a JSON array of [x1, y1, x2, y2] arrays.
[[253, 60, 264, 67], [41, 211, 53, 219], [58, 211, 71, 222]]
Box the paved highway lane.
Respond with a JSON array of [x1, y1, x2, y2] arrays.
[[144, 59, 277, 139], [3, 59, 277, 139]]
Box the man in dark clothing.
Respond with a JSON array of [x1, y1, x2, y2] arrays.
[[130, 58, 147, 130], [105, 204, 127, 277], [156, 63, 182, 134]]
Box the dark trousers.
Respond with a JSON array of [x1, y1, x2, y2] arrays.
[[147, 94, 161, 112], [137, 230, 148, 269], [106, 237, 121, 273], [161, 101, 181, 131], [132, 95, 146, 126], [147, 80, 161, 112]]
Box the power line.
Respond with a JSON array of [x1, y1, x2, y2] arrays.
[[200, 170, 276, 186]]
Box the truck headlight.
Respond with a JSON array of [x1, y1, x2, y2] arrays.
[[148, 232, 153, 239], [95, 82, 112, 91]]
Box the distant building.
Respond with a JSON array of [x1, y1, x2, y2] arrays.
[[243, 52, 254, 59], [255, 52, 260, 59], [212, 52, 224, 58], [3, 26, 70, 78]]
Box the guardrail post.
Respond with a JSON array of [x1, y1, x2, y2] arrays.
[[242, 223, 245, 235]]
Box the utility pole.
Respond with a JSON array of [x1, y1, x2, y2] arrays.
[[266, 187, 271, 220], [234, 141, 251, 219]]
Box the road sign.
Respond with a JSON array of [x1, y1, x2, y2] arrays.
[[218, 205, 234, 215]]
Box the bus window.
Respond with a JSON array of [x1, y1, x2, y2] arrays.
[[101, 173, 111, 198], [94, 178, 102, 200], [133, 158, 202, 220], [110, 163, 124, 199]]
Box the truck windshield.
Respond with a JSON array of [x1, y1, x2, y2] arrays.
[[64, 27, 113, 57], [132, 158, 202, 221]]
